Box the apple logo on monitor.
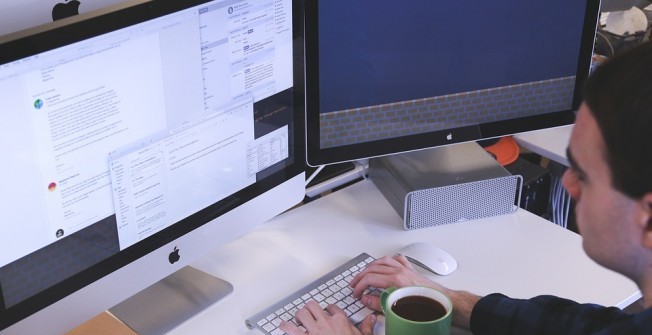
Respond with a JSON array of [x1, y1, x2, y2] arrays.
[[52, 0, 81, 21], [168, 246, 181, 264]]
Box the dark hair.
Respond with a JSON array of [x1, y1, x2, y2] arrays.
[[583, 42, 652, 199]]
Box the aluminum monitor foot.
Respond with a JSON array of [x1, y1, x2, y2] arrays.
[[109, 266, 233, 335]]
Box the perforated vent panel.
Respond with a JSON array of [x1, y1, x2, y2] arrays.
[[405, 175, 522, 230]]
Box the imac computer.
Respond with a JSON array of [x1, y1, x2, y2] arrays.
[[0, 0, 305, 333], [305, 0, 601, 166]]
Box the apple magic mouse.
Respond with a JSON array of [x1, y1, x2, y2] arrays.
[[397, 242, 458, 276]]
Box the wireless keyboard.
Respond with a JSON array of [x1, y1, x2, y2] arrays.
[[245, 253, 379, 335]]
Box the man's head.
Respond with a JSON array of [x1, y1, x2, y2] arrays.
[[582, 42, 652, 199], [562, 42, 652, 281]]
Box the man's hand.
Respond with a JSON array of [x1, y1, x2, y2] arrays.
[[279, 300, 376, 335], [350, 254, 479, 329]]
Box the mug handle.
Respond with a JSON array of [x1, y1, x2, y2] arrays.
[[380, 287, 397, 314]]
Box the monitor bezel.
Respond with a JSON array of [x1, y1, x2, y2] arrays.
[[304, 0, 600, 166]]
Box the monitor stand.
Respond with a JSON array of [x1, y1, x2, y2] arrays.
[[108, 266, 233, 335]]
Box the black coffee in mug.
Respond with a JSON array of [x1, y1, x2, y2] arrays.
[[391, 295, 447, 322]]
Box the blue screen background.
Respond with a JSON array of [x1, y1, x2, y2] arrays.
[[318, 1, 588, 113]]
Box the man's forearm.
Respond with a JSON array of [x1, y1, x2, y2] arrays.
[[447, 290, 481, 329]]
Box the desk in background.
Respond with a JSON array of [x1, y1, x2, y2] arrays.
[[515, 124, 572, 167]]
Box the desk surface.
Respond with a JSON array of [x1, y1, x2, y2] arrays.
[[170, 178, 639, 334], [514, 125, 572, 166]]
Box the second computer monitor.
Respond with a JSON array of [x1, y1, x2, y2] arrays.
[[305, 0, 600, 166]]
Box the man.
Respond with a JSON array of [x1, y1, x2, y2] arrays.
[[281, 41, 652, 334]]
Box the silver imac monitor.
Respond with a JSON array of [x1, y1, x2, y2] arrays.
[[0, 0, 305, 333]]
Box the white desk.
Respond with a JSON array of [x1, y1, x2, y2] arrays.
[[171, 179, 640, 334], [514, 125, 572, 166]]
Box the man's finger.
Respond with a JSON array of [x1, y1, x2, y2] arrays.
[[325, 303, 346, 317], [358, 313, 377, 335], [361, 294, 383, 312], [279, 320, 304, 335]]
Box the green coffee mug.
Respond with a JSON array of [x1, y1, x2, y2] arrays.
[[381, 286, 453, 335]]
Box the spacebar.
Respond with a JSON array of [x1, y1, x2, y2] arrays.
[[350, 307, 374, 325]]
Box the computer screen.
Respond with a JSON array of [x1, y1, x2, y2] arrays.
[[305, 0, 600, 166], [0, 0, 304, 332]]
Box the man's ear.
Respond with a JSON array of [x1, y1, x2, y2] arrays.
[[640, 193, 652, 249]]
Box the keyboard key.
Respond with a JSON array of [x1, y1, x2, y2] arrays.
[[322, 288, 333, 297], [347, 304, 360, 314], [350, 307, 374, 324], [263, 323, 276, 332], [343, 296, 356, 305]]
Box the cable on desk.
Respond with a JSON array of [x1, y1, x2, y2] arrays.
[[305, 165, 325, 187]]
